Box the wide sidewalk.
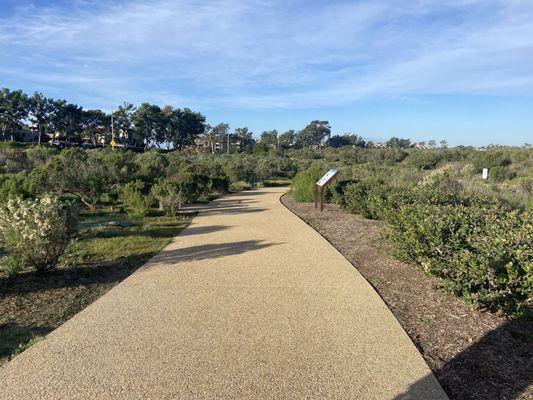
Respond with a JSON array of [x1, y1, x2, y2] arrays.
[[0, 187, 447, 399]]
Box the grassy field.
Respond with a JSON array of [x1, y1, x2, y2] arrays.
[[0, 208, 190, 365]]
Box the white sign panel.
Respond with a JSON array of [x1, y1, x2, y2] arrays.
[[316, 169, 338, 187], [482, 168, 488, 180]]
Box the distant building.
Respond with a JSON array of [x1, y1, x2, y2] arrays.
[[194, 136, 223, 153], [412, 143, 436, 150]]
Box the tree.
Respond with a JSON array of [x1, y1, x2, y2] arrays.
[[133, 103, 164, 147], [297, 120, 331, 148], [113, 103, 137, 146], [386, 137, 411, 148], [330, 133, 366, 148], [81, 109, 108, 146], [211, 123, 230, 154], [29, 92, 55, 145], [440, 140, 448, 149], [234, 127, 254, 152], [51, 100, 83, 141], [160, 105, 178, 149], [279, 129, 296, 149], [260, 129, 278, 147], [0, 88, 29, 141], [176, 108, 205, 150]]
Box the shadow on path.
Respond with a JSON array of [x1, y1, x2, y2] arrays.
[[199, 205, 268, 216], [395, 314, 532, 400], [178, 225, 232, 237], [153, 240, 282, 264]]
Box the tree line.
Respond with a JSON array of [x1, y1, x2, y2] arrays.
[[0, 88, 206, 149], [2, 87, 449, 152]]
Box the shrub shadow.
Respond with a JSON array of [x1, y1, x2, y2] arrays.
[[395, 314, 533, 400], [0, 252, 155, 296], [178, 225, 231, 237], [0, 323, 55, 360], [151, 240, 281, 264]]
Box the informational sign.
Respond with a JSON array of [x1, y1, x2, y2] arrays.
[[482, 168, 488, 180], [316, 169, 338, 187]]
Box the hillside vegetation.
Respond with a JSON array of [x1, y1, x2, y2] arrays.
[[292, 145, 532, 315], [1, 140, 531, 317]]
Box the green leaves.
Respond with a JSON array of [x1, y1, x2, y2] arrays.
[[290, 165, 324, 203], [0, 196, 78, 273], [340, 179, 532, 315]]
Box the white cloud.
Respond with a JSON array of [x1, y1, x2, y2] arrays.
[[0, 0, 532, 109]]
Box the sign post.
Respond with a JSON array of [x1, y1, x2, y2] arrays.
[[315, 168, 339, 211]]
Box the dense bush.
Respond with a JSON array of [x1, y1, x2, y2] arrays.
[[402, 150, 441, 170], [0, 173, 33, 204], [290, 165, 324, 202], [151, 178, 183, 217], [122, 180, 151, 218], [151, 173, 206, 216], [32, 148, 108, 208], [0, 196, 78, 273], [336, 176, 532, 315]]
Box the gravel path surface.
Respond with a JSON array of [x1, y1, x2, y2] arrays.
[[0, 188, 447, 399]]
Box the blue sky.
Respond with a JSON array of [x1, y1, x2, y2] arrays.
[[1, 0, 532, 145]]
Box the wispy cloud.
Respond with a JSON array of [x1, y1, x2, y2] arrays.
[[0, 0, 532, 110]]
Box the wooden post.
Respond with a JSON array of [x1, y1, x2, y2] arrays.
[[315, 168, 339, 212]]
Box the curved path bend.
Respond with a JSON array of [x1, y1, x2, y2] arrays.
[[0, 188, 447, 399]]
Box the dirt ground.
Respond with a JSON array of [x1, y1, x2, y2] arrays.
[[281, 195, 532, 400]]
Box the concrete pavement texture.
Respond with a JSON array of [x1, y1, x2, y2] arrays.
[[0, 188, 448, 399]]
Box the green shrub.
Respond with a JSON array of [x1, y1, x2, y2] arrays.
[[0, 173, 34, 204], [402, 150, 441, 170], [290, 166, 324, 202], [122, 180, 151, 218], [0, 196, 78, 273], [230, 181, 253, 191], [33, 148, 108, 208], [1, 256, 23, 276], [24, 146, 58, 167], [342, 182, 374, 218], [263, 179, 290, 187], [339, 179, 532, 315], [490, 166, 516, 182], [151, 178, 184, 217]]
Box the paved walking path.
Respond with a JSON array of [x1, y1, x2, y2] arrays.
[[0, 188, 447, 399]]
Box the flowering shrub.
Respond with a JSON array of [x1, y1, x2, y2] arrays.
[[0, 196, 78, 273]]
